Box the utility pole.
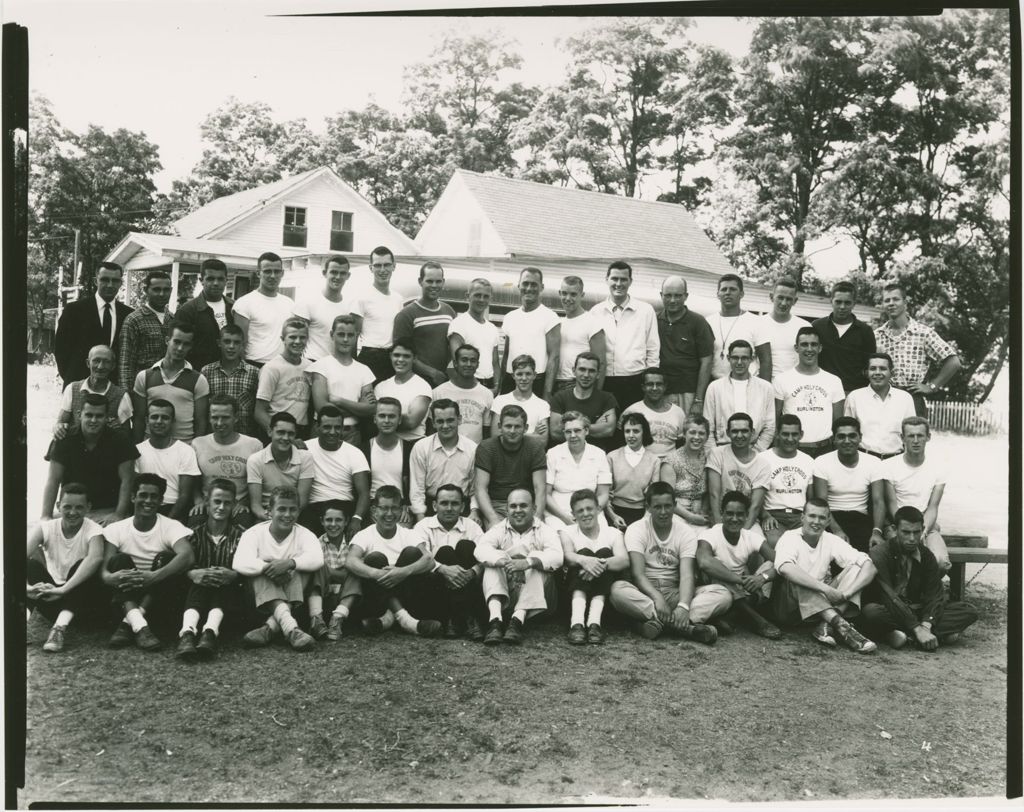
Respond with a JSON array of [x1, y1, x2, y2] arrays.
[[72, 227, 80, 287]]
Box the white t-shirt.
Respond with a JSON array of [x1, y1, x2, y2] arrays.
[[232, 291, 296, 364], [293, 291, 352, 361], [256, 356, 312, 425], [881, 455, 946, 512], [624, 515, 697, 585], [350, 524, 422, 566], [707, 311, 766, 379], [102, 514, 192, 570], [557, 312, 602, 380], [350, 286, 404, 349], [368, 439, 405, 498], [757, 449, 815, 511], [730, 377, 749, 415], [560, 523, 623, 554], [774, 528, 868, 581], [697, 523, 763, 577], [757, 314, 802, 377], [307, 441, 370, 503], [622, 401, 687, 457], [135, 440, 201, 504], [706, 446, 772, 495], [432, 380, 493, 444], [491, 391, 550, 435], [772, 367, 846, 443], [502, 305, 561, 373], [208, 298, 228, 330], [39, 517, 102, 584], [308, 355, 375, 408], [448, 312, 500, 380], [812, 451, 883, 514], [374, 375, 433, 440]]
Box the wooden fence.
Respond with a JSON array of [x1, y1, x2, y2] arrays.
[[926, 399, 1009, 435]]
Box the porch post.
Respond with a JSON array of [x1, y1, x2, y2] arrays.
[[170, 260, 180, 312]]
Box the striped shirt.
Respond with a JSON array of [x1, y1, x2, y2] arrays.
[[200, 361, 259, 435], [392, 301, 456, 372], [190, 522, 245, 569]]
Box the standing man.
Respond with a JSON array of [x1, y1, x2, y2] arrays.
[[844, 353, 916, 460], [706, 413, 771, 533], [174, 258, 233, 371], [773, 327, 845, 459], [55, 261, 133, 389], [201, 325, 260, 438], [474, 405, 547, 529], [874, 281, 961, 416], [232, 252, 295, 368], [392, 260, 456, 387], [431, 344, 493, 444], [117, 270, 173, 391], [812, 281, 876, 394], [373, 340, 432, 442], [549, 352, 618, 451], [706, 274, 770, 381], [657, 276, 713, 415], [756, 277, 803, 381], [409, 399, 478, 524], [556, 276, 606, 392], [131, 322, 210, 443], [308, 314, 377, 421], [500, 267, 560, 398], [254, 318, 311, 440], [293, 255, 352, 363], [703, 341, 776, 450], [593, 260, 659, 410], [448, 278, 501, 391], [352, 246, 405, 383]]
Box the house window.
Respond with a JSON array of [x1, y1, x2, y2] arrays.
[[330, 211, 354, 252], [283, 206, 307, 248]]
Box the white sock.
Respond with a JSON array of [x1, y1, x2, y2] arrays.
[[55, 610, 74, 629], [125, 608, 147, 632], [586, 596, 605, 627], [570, 591, 587, 626], [512, 608, 527, 624], [379, 609, 396, 630], [266, 616, 281, 634], [179, 608, 200, 637], [394, 608, 419, 634], [272, 603, 298, 635], [308, 594, 323, 618], [487, 598, 503, 621], [332, 604, 350, 620], [203, 608, 224, 635]]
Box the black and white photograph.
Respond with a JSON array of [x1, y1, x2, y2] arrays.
[[6, 0, 1016, 806]]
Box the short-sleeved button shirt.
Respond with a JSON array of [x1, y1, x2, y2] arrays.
[[874, 318, 956, 388], [657, 308, 714, 392], [246, 445, 315, 509]]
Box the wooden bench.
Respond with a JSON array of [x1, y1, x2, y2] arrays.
[[945, 534, 1008, 600]]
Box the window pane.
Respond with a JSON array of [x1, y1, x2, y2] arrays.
[[330, 231, 353, 252]]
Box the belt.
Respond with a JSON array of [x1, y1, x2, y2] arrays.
[[770, 508, 802, 515]]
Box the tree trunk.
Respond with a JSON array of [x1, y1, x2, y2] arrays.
[[976, 338, 1007, 404]]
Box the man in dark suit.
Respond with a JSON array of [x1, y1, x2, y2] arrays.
[[54, 261, 134, 390], [174, 258, 234, 370]]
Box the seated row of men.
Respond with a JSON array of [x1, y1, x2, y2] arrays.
[[29, 463, 978, 657]]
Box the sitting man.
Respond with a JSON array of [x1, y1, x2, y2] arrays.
[[621, 367, 687, 457], [413, 483, 486, 640], [757, 415, 814, 545], [410, 399, 478, 525], [26, 483, 105, 652], [549, 351, 618, 451], [474, 405, 547, 529], [98, 473, 195, 651], [345, 485, 442, 638], [52, 344, 132, 438], [771, 497, 878, 653], [134, 399, 201, 522], [232, 485, 324, 652], [695, 491, 781, 639], [300, 404, 371, 538], [706, 412, 771, 535], [175, 479, 248, 660], [306, 501, 361, 642], [475, 487, 564, 646], [558, 488, 629, 645], [609, 481, 728, 643], [246, 412, 314, 524], [431, 343, 493, 444], [859, 506, 979, 651]]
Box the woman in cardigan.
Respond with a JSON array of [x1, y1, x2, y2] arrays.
[[660, 415, 711, 528], [605, 412, 662, 531]]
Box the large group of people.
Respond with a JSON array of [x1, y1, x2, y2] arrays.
[[32, 248, 978, 658]]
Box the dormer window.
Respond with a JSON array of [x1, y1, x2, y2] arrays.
[[331, 211, 354, 252], [283, 206, 307, 248]]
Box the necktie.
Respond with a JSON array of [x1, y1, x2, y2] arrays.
[[102, 303, 112, 345]]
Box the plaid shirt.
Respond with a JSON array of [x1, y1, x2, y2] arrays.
[[318, 534, 349, 570], [874, 318, 956, 388], [118, 304, 172, 391], [201, 360, 260, 435], [190, 522, 245, 569]]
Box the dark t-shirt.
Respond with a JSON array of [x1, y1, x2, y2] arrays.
[[657, 309, 715, 392], [45, 429, 140, 509], [549, 388, 620, 452], [474, 435, 547, 503]]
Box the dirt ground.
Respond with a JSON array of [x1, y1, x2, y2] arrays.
[[16, 363, 1013, 804]]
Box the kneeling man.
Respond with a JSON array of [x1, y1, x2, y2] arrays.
[[771, 497, 877, 653]]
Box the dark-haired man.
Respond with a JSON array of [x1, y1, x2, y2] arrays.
[[201, 324, 260, 436], [393, 260, 456, 386], [500, 267, 560, 398], [302, 405, 371, 538], [134, 399, 201, 521], [844, 353, 915, 460], [706, 273, 770, 381], [174, 258, 233, 370], [246, 412, 313, 522], [703, 340, 775, 450], [131, 321, 210, 443], [812, 281, 876, 394], [233, 252, 295, 367], [293, 255, 353, 362], [352, 246, 405, 383], [595, 260, 659, 410], [773, 326, 845, 459], [431, 344, 493, 444], [410, 399, 478, 524], [474, 405, 547, 529], [118, 270, 173, 391], [549, 351, 618, 451], [191, 394, 262, 525]]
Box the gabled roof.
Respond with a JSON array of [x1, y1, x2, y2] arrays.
[[441, 169, 736, 274], [105, 232, 310, 270]]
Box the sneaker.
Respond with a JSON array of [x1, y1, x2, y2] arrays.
[[135, 625, 161, 651], [286, 626, 316, 651], [465, 615, 484, 642], [483, 618, 504, 646], [939, 632, 961, 646], [712, 617, 735, 636], [503, 617, 525, 645], [811, 621, 837, 648], [196, 629, 218, 659], [43, 626, 66, 653], [176, 630, 198, 660], [683, 623, 718, 645], [325, 615, 343, 642], [886, 629, 908, 649], [242, 624, 274, 648], [361, 617, 385, 636], [586, 624, 605, 645], [443, 618, 460, 639], [109, 621, 134, 648], [418, 619, 443, 638], [310, 615, 329, 640], [636, 620, 662, 640], [567, 623, 587, 645], [830, 617, 877, 654]]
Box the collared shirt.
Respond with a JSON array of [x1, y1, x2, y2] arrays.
[[246, 444, 315, 509], [812, 314, 876, 392], [190, 522, 246, 569], [95, 292, 117, 346], [874, 317, 956, 387], [118, 303, 172, 391], [409, 433, 478, 515], [656, 308, 714, 391], [318, 533, 350, 571], [475, 518, 563, 570], [60, 377, 133, 427], [545, 442, 613, 498], [200, 360, 260, 435], [413, 514, 484, 554], [133, 360, 210, 442], [844, 385, 916, 455], [594, 296, 660, 376], [867, 536, 944, 630]]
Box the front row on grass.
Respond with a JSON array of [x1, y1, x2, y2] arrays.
[[27, 473, 979, 657]]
